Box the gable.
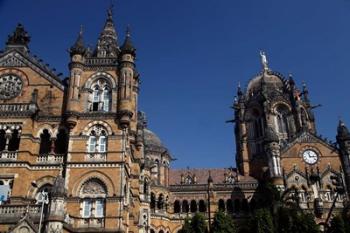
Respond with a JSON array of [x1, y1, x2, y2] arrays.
[[9, 217, 37, 233], [0, 49, 64, 90], [281, 131, 338, 154]]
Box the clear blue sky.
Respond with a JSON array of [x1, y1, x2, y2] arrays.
[[1, 0, 349, 169]]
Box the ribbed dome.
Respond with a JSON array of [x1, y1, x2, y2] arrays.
[[246, 71, 285, 95], [143, 128, 164, 150]]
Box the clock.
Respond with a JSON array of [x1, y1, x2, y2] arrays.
[[0, 74, 23, 99], [302, 149, 318, 165]]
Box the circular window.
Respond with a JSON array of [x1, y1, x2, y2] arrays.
[[0, 74, 23, 99]]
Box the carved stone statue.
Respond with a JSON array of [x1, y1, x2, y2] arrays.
[[260, 51, 269, 71]]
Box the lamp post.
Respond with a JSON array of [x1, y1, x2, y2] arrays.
[[37, 190, 49, 233]]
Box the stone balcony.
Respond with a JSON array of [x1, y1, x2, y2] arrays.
[[0, 204, 41, 222], [0, 150, 18, 161], [0, 103, 37, 116], [37, 153, 64, 164]]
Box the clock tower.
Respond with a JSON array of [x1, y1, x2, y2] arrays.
[[234, 52, 347, 216]]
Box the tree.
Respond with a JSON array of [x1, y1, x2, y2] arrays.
[[328, 215, 346, 233], [211, 211, 236, 233], [191, 213, 208, 233], [179, 217, 193, 233], [178, 214, 208, 233], [249, 208, 274, 233]]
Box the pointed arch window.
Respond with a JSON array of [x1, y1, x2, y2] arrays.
[[39, 129, 51, 155], [87, 125, 108, 154], [275, 105, 290, 137], [89, 79, 111, 112]]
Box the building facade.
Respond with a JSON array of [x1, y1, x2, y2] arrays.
[[0, 9, 349, 233]]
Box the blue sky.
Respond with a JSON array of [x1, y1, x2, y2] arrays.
[[1, 0, 350, 168]]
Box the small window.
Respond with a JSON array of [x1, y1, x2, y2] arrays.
[[95, 199, 104, 217], [99, 136, 106, 152], [83, 199, 92, 218], [88, 136, 96, 153]]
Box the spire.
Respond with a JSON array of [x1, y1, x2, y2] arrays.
[[302, 81, 310, 103], [95, 5, 119, 58], [337, 120, 350, 140], [69, 26, 86, 57], [6, 23, 30, 51], [120, 25, 136, 57]]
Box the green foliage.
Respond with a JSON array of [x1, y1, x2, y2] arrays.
[[179, 218, 193, 233], [275, 207, 320, 233], [328, 215, 346, 233], [211, 211, 236, 233], [249, 208, 274, 233], [179, 214, 208, 233], [191, 213, 208, 233]]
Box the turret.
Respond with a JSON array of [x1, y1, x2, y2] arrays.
[[6, 23, 30, 53], [46, 174, 67, 233], [66, 27, 86, 126], [118, 27, 137, 129], [264, 126, 283, 185], [336, 120, 350, 193]]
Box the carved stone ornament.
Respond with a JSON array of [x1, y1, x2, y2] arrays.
[[81, 179, 106, 195], [0, 74, 23, 99]]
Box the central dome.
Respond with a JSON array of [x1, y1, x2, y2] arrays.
[[246, 71, 286, 96]]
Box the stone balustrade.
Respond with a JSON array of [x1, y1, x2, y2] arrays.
[[37, 154, 64, 164], [86, 153, 107, 162], [0, 151, 18, 161], [0, 204, 41, 218]]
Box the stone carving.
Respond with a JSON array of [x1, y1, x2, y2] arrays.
[[81, 179, 106, 195], [0, 74, 22, 99]]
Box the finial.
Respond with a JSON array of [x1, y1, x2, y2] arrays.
[[259, 51, 269, 71], [126, 24, 131, 37], [107, 3, 113, 20], [80, 25, 83, 35]]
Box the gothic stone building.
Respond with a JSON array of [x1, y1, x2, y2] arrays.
[[0, 9, 349, 233]]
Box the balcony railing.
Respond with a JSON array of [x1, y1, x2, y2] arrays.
[[0, 151, 18, 161], [37, 153, 64, 164], [0, 204, 41, 218], [86, 153, 107, 162], [0, 103, 37, 115]]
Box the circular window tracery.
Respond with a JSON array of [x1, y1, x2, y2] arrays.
[[0, 74, 23, 99]]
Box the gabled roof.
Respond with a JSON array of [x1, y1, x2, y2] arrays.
[[0, 48, 65, 90], [281, 131, 338, 153]]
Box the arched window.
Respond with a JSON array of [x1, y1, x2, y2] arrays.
[[190, 200, 197, 213], [158, 194, 164, 210], [182, 200, 189, 213], [275, 105, 289, 136], [159, 230, 164, 233], [218, 199, 225, 212], [227, 199, 233, 213], [150, 230, 155, 233], [0, 130, 5, 151], [54, 129, 68, 154], [174, 200, 181, 213], [39, 129, 51, 155], [80, 178, 107, 218], [198, 200, 206, 212], [89, 79, 111, 112], [87, 125, 107, 153], [150, 192, 156, 210], [8, 129, 20, 151]]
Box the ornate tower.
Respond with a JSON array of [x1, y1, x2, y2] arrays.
[[337, 120, 350, 193], [234, 52, 317, 182], [64, 7, 142, 232]]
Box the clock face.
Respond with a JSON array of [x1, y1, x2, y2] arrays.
[[302, 149, 318, 165], [0, 74, 23, 99]]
